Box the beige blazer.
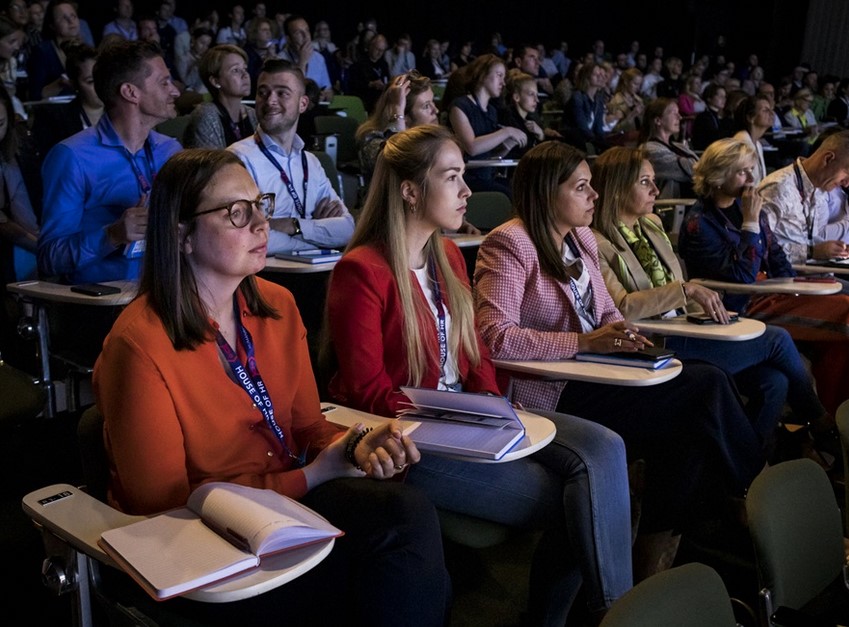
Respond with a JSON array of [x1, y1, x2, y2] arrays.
[[593, 214, 701, 320]]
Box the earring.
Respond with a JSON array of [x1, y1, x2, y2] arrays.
[[408, 203, 416, 214]]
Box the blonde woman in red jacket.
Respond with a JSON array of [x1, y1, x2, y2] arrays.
[[325, 124, 633, 626]]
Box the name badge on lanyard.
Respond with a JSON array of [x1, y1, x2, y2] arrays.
[[123, 141, 155, 259]]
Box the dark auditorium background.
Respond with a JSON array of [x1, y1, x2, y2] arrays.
[[82, 1, 812, 83]]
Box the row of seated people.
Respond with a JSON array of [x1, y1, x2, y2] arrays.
[[4, 37, 849, 624], [75, 117, 849, 624]]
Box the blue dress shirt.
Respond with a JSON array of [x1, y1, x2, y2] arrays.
[[37, 114, 181, 283]]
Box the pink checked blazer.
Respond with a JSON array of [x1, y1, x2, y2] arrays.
[[474, 219, 624, 410]]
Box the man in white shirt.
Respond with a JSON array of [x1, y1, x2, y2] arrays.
[[278, 15, 333, 101], [385, 34, 415, 78], [758, 130, 849, 263], [228, 59, 353, 255]]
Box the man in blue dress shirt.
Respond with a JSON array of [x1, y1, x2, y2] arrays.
[[38, 40, 182, 284]]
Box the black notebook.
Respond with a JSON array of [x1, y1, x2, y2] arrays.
[[575, 346, 675, 370]]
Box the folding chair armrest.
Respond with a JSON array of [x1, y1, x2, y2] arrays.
[[22, 483, 145, 568]]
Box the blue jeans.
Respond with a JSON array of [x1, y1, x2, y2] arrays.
[[666, 325, 825, 442], [406, 410, 632, 623]]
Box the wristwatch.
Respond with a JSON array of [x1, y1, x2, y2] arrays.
[[292, 218, 302, 236]]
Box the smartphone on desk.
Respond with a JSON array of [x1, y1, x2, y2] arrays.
[[685, 312, 739, 325], [70, 283, 122, 296]]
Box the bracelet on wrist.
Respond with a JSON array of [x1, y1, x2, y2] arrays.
[[390, 113, 405, 121], [344, 427, 373, 469]]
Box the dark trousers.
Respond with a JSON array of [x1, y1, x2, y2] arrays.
[[104, 479, 450, 627], [556, 361, 765, 532]]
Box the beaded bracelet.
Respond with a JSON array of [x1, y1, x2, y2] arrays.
[[344, 427, 373, 469]]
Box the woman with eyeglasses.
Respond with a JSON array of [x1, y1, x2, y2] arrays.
[[185, 44, 257, 148], [93, 148, 450, 626]]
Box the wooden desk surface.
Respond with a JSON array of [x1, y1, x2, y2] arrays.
[[321, 403, 556, 464], [493, 358, 683, 386], [793, 262, 849, 276], [690, 277, 842, 295], [7, 280, 138, 306], [23, 483, 335, 603], [633, 316, 766, 341]]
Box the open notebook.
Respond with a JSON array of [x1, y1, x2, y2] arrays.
[[99, 482, 342, 601]]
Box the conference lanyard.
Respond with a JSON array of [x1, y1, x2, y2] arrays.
[[564, 235, 595, 329], [215, 299, 307, 467], [123, 140, 155, 196], [427, 257, 461, 391], [254, 133, 309, 218]]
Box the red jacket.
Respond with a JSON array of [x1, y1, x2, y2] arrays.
[[326, 240, 501, 417]]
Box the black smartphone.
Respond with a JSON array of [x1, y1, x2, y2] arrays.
[[686, 312, 739, 325], [70, 283, 122, 296]]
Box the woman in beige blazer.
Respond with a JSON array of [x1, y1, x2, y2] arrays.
[[591, 146, 833, 460]]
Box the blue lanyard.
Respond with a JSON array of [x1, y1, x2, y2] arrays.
[[254, 133, 309, 218], [123, 140, 155, 196], [214, 298, 306, 467], [427, 257, 448, 376]]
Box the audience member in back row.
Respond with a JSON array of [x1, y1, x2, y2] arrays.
[[31, 42, 102, 160], [473, 141, 765, 582], [639, 97, 699, 198], [679, 137, 849, 418], [37, 40, 181, 284], [279, 15, 333, 102], [448, 53, 526, 197], [27, 1, 82, 100], [591, 146, 832, 454], [346, 31, 390, 114], [229, 59, 353, 254], [184, 44, 257, 149], [562, 62, 609, 153], [355, 70, 438, 182], [93, 147, 450, 627], [732, 94, 774, 184], [0, 84, 38, 283], [499, 69, 561, 158], [326, 124, 633, 626]]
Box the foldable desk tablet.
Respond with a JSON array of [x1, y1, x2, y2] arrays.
[[632, 317, 766, 341], [689, 277, 842, 296]]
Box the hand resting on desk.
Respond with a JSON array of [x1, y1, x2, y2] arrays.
[[576, 320, 652, 354]]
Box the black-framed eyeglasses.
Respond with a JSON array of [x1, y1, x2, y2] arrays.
[[192, 193, 276, 228]]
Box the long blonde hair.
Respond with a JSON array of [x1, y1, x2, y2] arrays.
[[347, 124, 481, 385]]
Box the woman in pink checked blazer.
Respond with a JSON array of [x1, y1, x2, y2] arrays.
[[473, 141, 765, 578]]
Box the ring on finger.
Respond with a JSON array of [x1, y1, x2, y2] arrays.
[[626, 331, 636, 341], [394, 464, 407, 471], [614, 338, 623, 348]]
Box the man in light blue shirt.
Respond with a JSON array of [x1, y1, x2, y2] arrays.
[[229, 59, 353, 255], [38, 40, 182, 283], [279, 15, 334, 101]]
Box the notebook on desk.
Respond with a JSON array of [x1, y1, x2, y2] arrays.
[[274, 249, 342, 264], [575, 346, 675, 370], [397, 387, 525, 461]]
